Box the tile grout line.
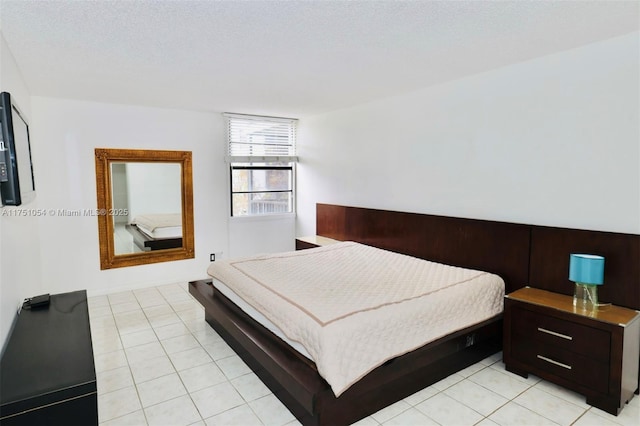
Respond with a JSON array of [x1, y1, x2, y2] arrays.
[[95, 294, 142, 424], [155, 285, 208, 424], [127, 283, 259, 424], [98, 284, 193, 424]]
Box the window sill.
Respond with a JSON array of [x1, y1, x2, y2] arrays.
[[229, 212, 296, 223]]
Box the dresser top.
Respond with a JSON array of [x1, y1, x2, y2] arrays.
[[506, 286, 640, 326], [0, 290, 96, 413]]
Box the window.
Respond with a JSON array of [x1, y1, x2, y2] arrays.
[[225, 113, 298, 216]]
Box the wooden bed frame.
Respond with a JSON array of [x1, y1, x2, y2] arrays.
[[125, 224, 183, 251], [189, 203, 640, 425]]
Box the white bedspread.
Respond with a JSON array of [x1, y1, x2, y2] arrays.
[[131, 213, 182, 238], [207, 242, 504, 396]]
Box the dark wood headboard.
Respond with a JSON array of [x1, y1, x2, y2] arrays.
[[316, 204, 640, 311], [529, 226, 640, 312]]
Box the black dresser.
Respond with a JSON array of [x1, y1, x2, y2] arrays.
[[0, 290, 97, 425]]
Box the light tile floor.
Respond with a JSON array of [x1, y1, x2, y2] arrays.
[[92, 282, 640, 426]]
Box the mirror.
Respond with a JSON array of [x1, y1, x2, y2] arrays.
[[95, 148, 195, 269]]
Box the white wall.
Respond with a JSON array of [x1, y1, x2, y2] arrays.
[[5, 29, 635, 351], [297, 32, 640, 237], [125, 162, 182, 221], [30, 97, 229, 295], [0, 32, 44, 351], [111, 163, 129, 224], [28, 97, 295, 298], [229, 215, 295, 258]]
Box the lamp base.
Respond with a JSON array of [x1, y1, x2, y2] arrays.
[[573, 283, 599, 311]]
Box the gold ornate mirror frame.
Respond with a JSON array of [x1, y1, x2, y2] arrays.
[[95, 148, 195, 269]]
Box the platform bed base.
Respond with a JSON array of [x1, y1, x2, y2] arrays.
[[189, 279, 502, 426], [125, 224, 182, 251]]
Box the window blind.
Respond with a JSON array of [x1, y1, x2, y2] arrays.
[[224, 113, 297, 162]]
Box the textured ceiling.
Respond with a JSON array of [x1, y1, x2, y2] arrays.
[[1, 0, 638, 118]]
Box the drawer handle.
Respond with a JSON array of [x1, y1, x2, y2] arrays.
[[537, 327, 573, 341], [537, 355, 572, 370]]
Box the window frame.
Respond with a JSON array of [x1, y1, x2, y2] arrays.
[[224, 113, 298, 217], [229, 162, 295, 217]]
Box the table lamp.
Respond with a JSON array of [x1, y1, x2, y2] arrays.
[[569, 253, 604, 311]]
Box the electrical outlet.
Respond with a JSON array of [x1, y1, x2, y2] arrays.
[[210, 251, 224, 262]]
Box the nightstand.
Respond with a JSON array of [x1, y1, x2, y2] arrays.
[[295, 235, 341, 250], [503, 287, 640, 415]]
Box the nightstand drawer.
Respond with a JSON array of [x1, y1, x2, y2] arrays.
[[512, 339, 609, 393], [511, 306, 610, 362]]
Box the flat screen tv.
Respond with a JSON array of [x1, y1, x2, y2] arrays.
[[0, 92, 35, 206]]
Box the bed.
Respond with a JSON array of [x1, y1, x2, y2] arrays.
[[191, 278, 504, 425], [208, 241, 505, 397], [189, 204, 531, 425], [189, 203, 640, 425], [127, 213, 182, 251]]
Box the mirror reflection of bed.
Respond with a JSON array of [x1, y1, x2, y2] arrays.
[[110, 162, 182, 255], [126, 213, 182, 252], [95, 148, 194, 269]]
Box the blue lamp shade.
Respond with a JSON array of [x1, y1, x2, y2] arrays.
[[569, 254, 605, 285]]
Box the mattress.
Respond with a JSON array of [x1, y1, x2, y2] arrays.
[[207, 242, 504, 396], [213, 278, 313, 359], [131, 213, 182, 239]]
